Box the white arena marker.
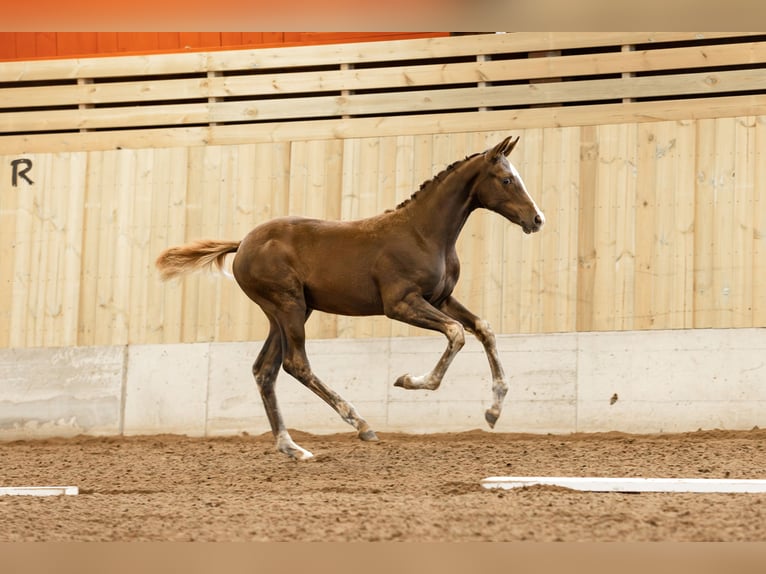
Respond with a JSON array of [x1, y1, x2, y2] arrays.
[[480, 476, 766, 494], [0, 486, 79, 497]]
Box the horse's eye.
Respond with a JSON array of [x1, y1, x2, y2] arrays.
[[502, 177, 512, 185]]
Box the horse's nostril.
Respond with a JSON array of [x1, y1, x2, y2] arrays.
[[534, 214, 543, 225]]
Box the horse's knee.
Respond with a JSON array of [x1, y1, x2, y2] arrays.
[[446, 322, 465, 350]]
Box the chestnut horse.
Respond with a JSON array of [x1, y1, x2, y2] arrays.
[[156, 136, 544, 460]]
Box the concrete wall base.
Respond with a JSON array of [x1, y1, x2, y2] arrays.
[[1, 328, 764, 440]]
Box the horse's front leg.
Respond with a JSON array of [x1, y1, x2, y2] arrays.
[[439, 296, 508, 428], [383, 292, 466, 391]]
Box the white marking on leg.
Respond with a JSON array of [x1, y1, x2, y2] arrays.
[[397, 373, 439, 390], [276, 430, 314, 461]]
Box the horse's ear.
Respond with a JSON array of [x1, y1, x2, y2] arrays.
[[489, 136, 519, 161], [505, 136, 520, 156]]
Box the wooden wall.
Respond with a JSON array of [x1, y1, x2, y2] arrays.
[[2, 120, 765, 348], [2, 33, 766, 348]]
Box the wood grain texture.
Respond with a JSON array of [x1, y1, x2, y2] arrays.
[[3, 119, 765, 348], [2, 33, 766, 347]]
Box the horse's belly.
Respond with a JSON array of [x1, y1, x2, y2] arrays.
[[305, 284, 384, 316]]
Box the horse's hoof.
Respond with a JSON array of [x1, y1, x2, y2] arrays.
[[484, 409, 498, 429], [277, 440, 314, 461], [359, 429, 379, 442], [287, 448, 314, 461], [394, 374, 409, 388]]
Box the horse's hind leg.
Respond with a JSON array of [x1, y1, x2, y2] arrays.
[[439, 296, 507, 428], [253, 320, 313, 460], [278, 306, 378, 443]]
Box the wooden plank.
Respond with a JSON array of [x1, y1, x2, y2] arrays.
[[196, 70, 766, 120], [13, 42, 766, 108], [0, 155, 21, 346], [733, 116, 758, 327], [1, 77, 210, 108], [221, 144, 256, 343], [675, 120, 698, 328], [211, 145, 240, 342], [590, 124, 635, 330], [195, 145, 224, 343], [144, 147, 177, 344], [650, 121, 696, 329], [106, 150, 135, 345], [29, 153, 51, 346], [712, 118, 737, 328], [576, 125, 598, 331], [4, 102, 210, 133], [177, 146, 204, 343], [3, 32, 758, 82], [7, 153, 35, 346], [649, 121, 671, 329], [59, 152, 87, 346], [7, 41, 766, 110], [127, 148, 154, 344], [634, 123, 657, 329], [7, 69, 766, 134], [160, 147, 189, 344], [754, 116, 766, 327], [609, 123, 638, 330], [693, 119, 718, 328], [40, 153, 65, 346], [77, 150, 102, 345], [539, 126, 580, 332], [5, 95, 766, 156]]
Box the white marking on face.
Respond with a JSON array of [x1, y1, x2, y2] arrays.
[[509, 160, 545, 227]]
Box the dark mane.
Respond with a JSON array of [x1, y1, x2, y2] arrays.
[[387, 152, 482, 212]]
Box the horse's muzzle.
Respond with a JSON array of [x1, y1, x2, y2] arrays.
[[523, 212, 545, 234]]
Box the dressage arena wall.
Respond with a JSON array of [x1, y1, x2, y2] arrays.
[[1, 328, 765, 439], [1, 33, 766, 438]]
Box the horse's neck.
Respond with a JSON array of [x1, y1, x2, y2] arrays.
[[402, 160, 478, 247]]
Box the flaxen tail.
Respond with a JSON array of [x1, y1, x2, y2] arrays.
[[155, 239, 240, 281]]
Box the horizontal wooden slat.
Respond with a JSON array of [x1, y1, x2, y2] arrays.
[[1, 32, 760, 82], [3, 95, 765, 155], [5, 41, 766, 109], [5, 69, 764, 134]]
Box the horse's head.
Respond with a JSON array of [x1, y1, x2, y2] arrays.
[[473, 136, 545, 234]]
